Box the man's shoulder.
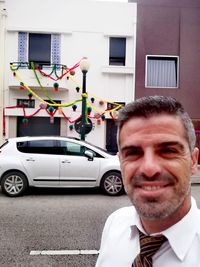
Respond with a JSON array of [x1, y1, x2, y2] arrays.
[[110, 206, 136, 218], [100, 206, 137, 239], [105, 206, 136, 227]]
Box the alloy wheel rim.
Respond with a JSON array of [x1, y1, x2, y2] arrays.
[[104, 175, 122, 194], [4, 175, 24, 195]]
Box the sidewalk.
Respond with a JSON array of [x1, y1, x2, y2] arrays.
[[191, 165, 200, 183]]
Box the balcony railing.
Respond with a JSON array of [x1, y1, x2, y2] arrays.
[[9, 62, 71, 89], [10, 62, 68, 77]]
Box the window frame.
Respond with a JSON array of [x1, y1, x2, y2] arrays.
[[18, 32, 61, 67], [109, 37, 126, 66], [28, 33, 51, 66], [145, 55, 179, 89]]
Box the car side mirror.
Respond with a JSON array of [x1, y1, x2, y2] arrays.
[[84, 150, 94, 161]]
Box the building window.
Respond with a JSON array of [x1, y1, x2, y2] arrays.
[[109, 37, 126, 66], [29, 33, 51, 66], [17, 99, 35, 108], [145, 55, 179, 88], [18, 32, 61, 66]]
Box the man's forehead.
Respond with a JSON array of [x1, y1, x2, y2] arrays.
[[118, 114, 187, 147], [124, 113, 181, 123], [121, 114, 184, 132]]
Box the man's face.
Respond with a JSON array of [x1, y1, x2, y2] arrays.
[[118, 114, 199, 221]]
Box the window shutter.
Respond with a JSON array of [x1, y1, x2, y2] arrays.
[[51, 34, 61, 64], [18, 32, 28, 62]]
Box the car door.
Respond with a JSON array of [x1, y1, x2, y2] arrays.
[[18, 139, 60, 186], [59, 140, 100, 186]]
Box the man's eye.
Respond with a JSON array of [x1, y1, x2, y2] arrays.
[[123, 148, 142, 158], [160, 147, 177, 154]]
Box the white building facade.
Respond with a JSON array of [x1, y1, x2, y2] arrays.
[[1, 0, 137, 151]]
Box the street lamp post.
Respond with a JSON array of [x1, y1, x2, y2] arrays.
[[79, 58, 90, 141]]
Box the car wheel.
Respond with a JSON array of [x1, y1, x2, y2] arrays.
[[1, 171, 28, 197], [100, 171, 124, 196]]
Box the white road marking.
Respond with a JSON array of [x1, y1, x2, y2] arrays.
[[30, 250, 99, 255]]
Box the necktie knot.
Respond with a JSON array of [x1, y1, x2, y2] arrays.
[[132, 229, 167, 267]]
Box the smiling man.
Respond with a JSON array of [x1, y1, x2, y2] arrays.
[[96, 96, 200, 267]]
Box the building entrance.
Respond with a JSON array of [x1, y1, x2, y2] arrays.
[[17, 117, 60, 137]]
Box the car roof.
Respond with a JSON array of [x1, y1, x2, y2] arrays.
[[4, 136, 115, 157], [7, 136, 80, 142]]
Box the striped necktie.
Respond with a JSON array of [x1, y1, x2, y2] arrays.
[[132, 229, 167, 267]]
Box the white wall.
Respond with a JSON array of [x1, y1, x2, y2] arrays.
[[2, 0, 137, 148]]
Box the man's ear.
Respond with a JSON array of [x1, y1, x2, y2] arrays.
[[191, 147, 199, 175]]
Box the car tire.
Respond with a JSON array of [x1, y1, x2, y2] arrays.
[[1, 171, 28, 197], [100, 171, 124, 196]]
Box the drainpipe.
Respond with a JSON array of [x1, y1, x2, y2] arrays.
[[0, 1, 7, 144]]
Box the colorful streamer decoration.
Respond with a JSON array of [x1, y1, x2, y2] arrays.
[[7, 60, 123, 133]]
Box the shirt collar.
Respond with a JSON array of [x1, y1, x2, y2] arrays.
[[130, 197, 200, 261], [162, 197, 200, 261]]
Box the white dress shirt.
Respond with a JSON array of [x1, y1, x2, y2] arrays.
[[96, 198, 200, 267]]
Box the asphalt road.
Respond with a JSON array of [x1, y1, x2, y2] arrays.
[[0, 187, 130, 267], [0, 185, 200, 267]]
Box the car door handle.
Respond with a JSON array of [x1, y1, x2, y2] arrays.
[[61, 160, 71, 163], [26, 158, 35, 162]]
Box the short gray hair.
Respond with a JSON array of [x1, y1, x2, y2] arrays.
[[117, 95, 196, 152]]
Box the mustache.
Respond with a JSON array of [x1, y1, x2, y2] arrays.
[[131, 173, 176, 185]]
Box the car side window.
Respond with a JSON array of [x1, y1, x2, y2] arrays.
[[59, 141, 105, 158], [17, 140, 62, 155], [60, 141, 85, 156], [17, 141, 29, 153], [17, 139, 104, 157]]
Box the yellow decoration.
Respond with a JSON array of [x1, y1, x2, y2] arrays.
[[12, 70, 82, 107]]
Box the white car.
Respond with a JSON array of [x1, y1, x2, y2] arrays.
[[0, 136, 123, 197]]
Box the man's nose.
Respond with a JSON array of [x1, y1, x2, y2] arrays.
[[139, 150, 162, 178]]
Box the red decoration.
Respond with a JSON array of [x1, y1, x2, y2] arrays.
[[22, 118, 28, 126], [48, 106, 55, 116], [70, 70, 75, 75], [94, 113, 101, 119], [69, 125, 74, 131], [50, 116, 54, 124], [53, 82, 59, 91], [20, 82, 24, 90], [34, 60, 80, 81], [99, 100, 104, 105]]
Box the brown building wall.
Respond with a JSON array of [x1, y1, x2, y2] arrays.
[[130, 0, 200, 119]]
